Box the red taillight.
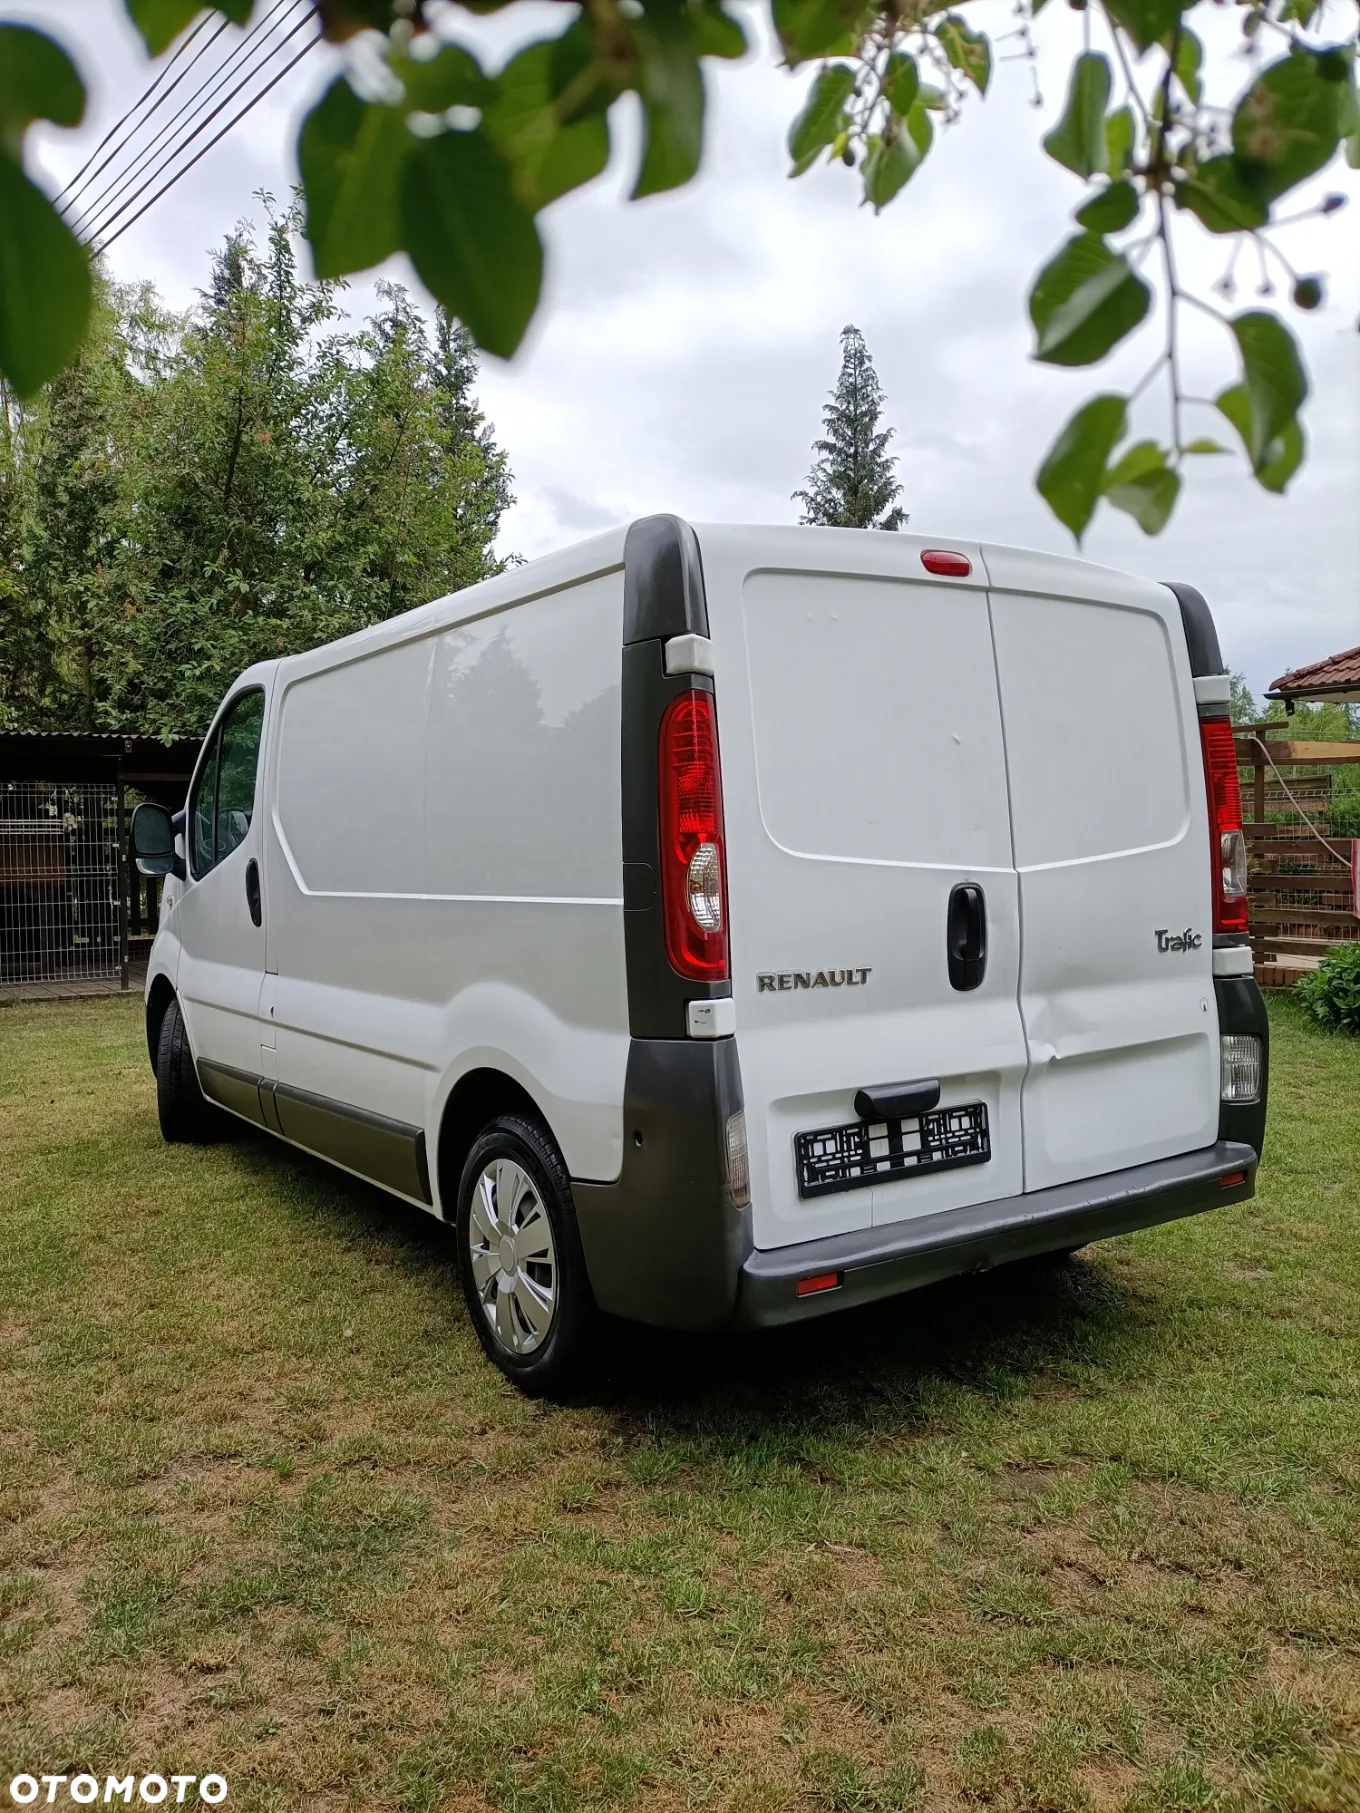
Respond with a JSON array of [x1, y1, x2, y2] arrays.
[[921, 549, 972, 577], [658, 689, 729, 982], [1199, 715, 1248, 936], [1220, 1171, 1246, 1189]]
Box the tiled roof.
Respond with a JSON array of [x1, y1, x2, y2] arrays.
[[1267, 645, 1360, 699]]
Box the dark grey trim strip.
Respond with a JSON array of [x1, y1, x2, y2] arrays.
[[196, 1058, 432, 1205], [198, 1058, 267, 1129], [736, 1140, 1257, 1328], [623, 515, 709, 644], [1164, 582, 1224, 678]]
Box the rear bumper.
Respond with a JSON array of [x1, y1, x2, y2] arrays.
[[734, 1139, 1257, 1329]]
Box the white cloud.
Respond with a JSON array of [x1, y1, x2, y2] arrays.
[[19, 0, 1360, 696]]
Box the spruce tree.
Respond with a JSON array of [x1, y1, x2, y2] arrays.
[[794, 325, 906, 531]]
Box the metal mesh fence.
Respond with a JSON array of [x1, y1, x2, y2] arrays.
[[0, 781, 125, 984]]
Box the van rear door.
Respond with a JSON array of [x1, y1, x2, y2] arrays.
[[984, 549, 1218, 1193], [705, 532, 1028, 1253]]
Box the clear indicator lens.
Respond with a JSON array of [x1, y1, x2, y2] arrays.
[[725, 1109, 750, 1209], [1221, 828, 1247, 899], [687, 841, 723, 931], [1220, 1033, 1262, 1103]]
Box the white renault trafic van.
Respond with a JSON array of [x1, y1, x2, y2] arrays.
[[133, 519, 1268, 1390]]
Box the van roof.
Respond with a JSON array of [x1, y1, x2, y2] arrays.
[[265, 520, 1182, 687]]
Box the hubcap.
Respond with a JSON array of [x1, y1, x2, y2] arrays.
[[467, 1157, 558, 1356]]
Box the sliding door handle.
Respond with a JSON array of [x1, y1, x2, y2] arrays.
[[245, 858, 262, 928], [947, 883, 986, 992]]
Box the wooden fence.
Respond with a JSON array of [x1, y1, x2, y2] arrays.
[[1235, 729, 1359, 984]]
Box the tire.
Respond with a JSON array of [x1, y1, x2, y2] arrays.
[[455, 1113, 597, 1395], [155, 996, 221, 1145]]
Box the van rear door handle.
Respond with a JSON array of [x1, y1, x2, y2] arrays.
[[246, 858, 262, 928], [854, 1079, 941, 1121], [947, 882, 986, 991]]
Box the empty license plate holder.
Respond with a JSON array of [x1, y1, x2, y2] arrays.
[[795, 1102, 990, 1200]]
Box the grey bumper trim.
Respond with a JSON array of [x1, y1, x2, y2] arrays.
[[736, 1140, 1257, 1327]]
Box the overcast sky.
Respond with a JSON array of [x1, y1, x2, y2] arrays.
[[16, 0, 1359, 698]]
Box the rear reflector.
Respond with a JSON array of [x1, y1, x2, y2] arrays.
[[796, 1271, 842, 1298], [1199, 716, 1248, 936], [1220, 1171, 1246, 1189], [921, 549, 972, 577]]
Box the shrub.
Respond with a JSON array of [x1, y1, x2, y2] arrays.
[[1296, 941, 1360, 1035]]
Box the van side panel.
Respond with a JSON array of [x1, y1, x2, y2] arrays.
[[266, 635, 438, 1156], [424, 572, 630, 1190]]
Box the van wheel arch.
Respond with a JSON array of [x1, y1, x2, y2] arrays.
[[146, 975, 176, 1076], [436, 1068, 552, 1222]]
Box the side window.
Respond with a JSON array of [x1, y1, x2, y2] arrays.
[[189, 690, 265, 879], [215, 691, 265, 862], [190, 737, 219, 879]]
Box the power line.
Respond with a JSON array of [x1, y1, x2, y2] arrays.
[[94, 32, 322, 254], [64, 0, 308, 242], [62, 1, 300, 237], [54, 11, 228, 209]]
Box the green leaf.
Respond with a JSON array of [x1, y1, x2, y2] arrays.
[[1217, 384, 1305, 492], [1043, 53, 1111, 180], [1029, 233, 1152, 366], [1339, 73, 1360, 167], [1036, 393, 1126, 540], [787, 63, 856, 174], [1102, 439, 1180, 534], [936, 15, 991, 95], [772, 0, 870, 66], [1173, 28, 1202, 103], [391, 43, 491, 113], [298, 77, 410, 279], [0, 25, 84, 153], [1104, 0, 1185, 56], [1105, 105, 1134, 175], [1075, 178, 1139, 232], [400, 128, 543, 359], [0, 154, 92, 396], [482, 40, 610, 212], [124, 0, 251, 59], [1232, 47, 1347, 202], [631, 0, 705, 197], [1184, 437, 1228, 454], [691, 2, 747, 60], [861, 104, 930, 210], [882, 53, 918, 116], [1229, 310, 1308, 469], [1174, 156, 1268, 234], [548, 15, 624, 122]]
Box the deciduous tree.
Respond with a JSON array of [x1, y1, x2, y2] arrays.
[[0, 0, 1355, 541], [0, 207, 513, 736]]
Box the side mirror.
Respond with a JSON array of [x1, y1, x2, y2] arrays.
[[131, 801, 184, 880]]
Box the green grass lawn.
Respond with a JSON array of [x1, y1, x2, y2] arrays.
[[1, 996, 1358, 1812]]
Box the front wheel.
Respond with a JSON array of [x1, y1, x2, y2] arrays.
[[155, 996, 222, 1144], [455, 1113, 596, 1395]]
